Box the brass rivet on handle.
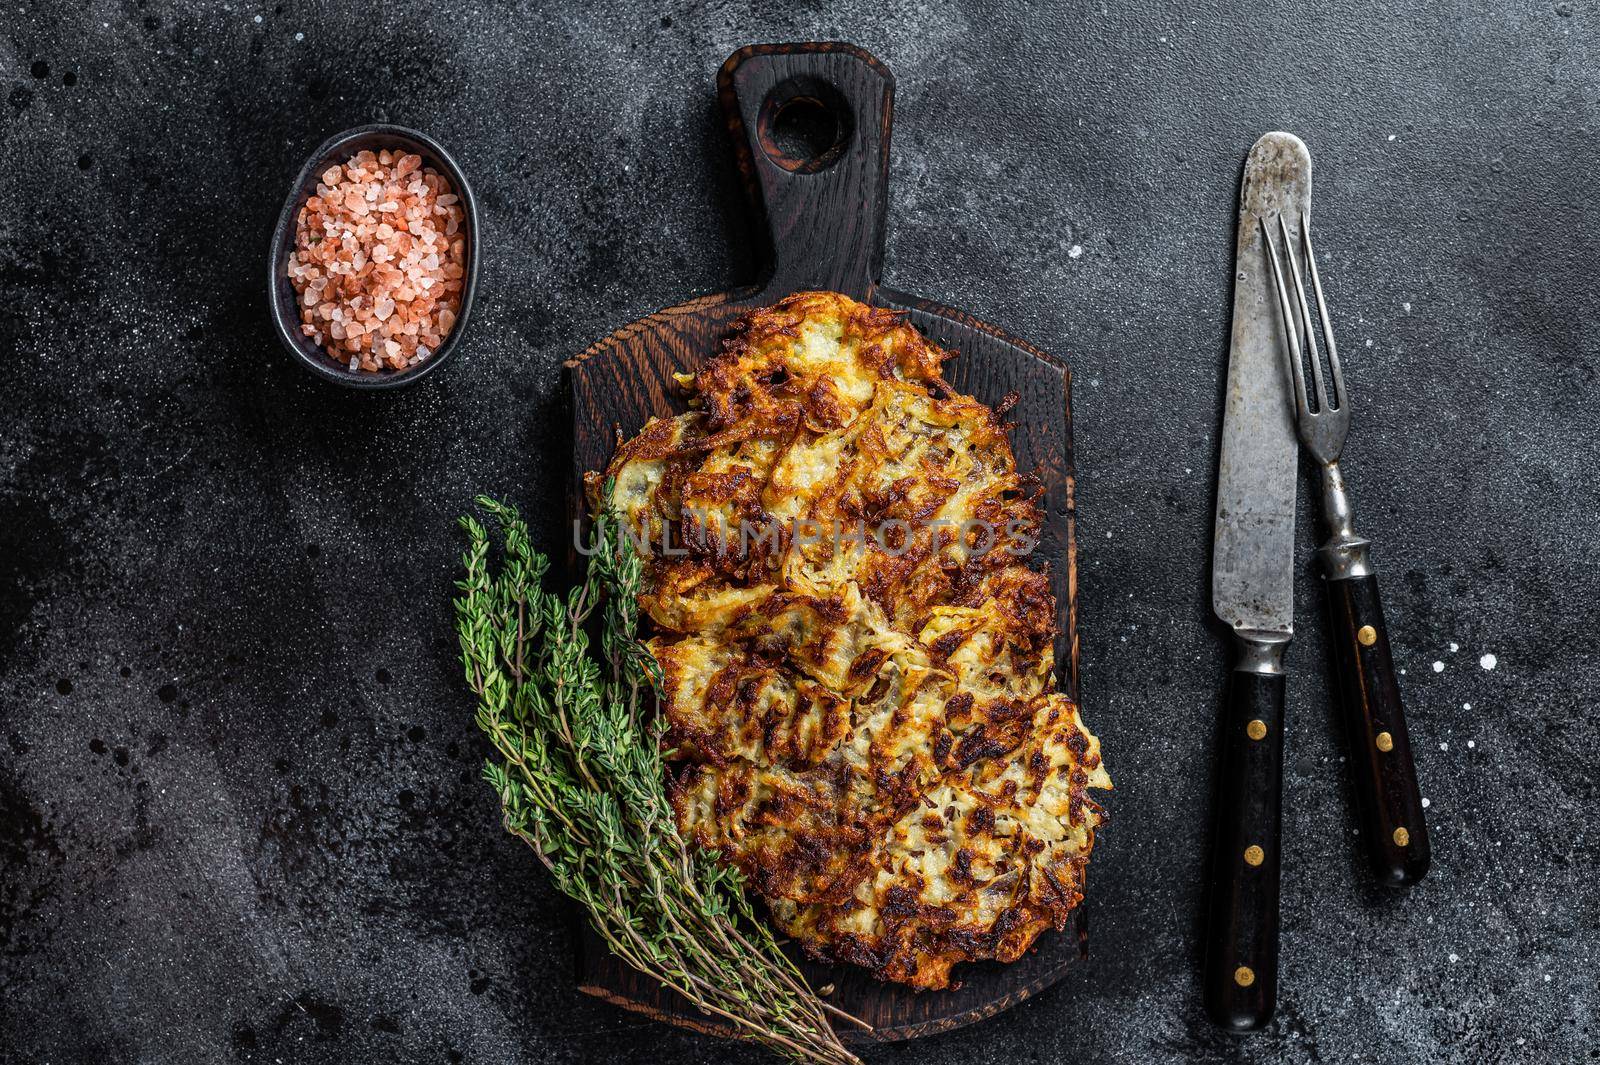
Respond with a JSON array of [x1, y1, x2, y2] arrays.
[[1358, 624, 1377, 646], [1393, 826, 1411, 847], [1244, 845, 1264, 866], [1375, 731, 1395, 752], [1234, 966, 1256, 987], [1247, 719, 1268, 741]]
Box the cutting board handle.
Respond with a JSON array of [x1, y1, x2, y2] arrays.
[[718, 42, 894, 301]]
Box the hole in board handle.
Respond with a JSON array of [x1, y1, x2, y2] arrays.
[[756, 77, 854, 173]]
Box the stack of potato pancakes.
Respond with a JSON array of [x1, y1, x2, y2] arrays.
[[593, 291, 1110, 989]]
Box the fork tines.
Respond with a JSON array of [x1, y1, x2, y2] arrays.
[[1260, 214, 1350, 450]]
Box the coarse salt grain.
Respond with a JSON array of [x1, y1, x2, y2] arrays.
[[287, 149, 466, 371]]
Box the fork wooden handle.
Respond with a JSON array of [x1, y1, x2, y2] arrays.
[[1325, 572, 1431, 885], [1203, 661, 1282, 1031]]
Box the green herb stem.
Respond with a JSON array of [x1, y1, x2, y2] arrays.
[[455, 495, 862, 1065]]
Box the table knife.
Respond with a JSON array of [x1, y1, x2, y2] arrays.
[[1203, 131, 1311, 1033]]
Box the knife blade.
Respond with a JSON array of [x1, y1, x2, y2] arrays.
[[1213, 132, 1308, 646], [1202, 131, 1310, 1034]]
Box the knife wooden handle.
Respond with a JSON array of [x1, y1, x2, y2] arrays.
[[1325, 572, 1431, 885], [1203, 666, 1282, 1032]]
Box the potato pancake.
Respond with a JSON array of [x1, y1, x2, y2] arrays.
[[589, 290, 1110, 990]]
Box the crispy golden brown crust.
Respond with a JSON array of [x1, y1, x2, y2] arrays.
[[592, 291, 1110, 990]]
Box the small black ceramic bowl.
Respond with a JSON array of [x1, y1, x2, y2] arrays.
[[268, 124, 479, 389]]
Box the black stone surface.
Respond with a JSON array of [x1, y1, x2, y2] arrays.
[[2, 3, 1595, 1063]]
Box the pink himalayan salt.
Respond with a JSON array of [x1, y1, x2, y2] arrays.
[[287, 149, 466, 372]]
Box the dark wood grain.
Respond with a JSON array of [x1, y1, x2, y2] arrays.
[[1325, 573, 1431, 886], [563, 41, 1087, 1044], [1202, 669, 1283, 1032]]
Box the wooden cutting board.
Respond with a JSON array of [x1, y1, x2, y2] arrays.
[[565, 41, 1085, 1045]]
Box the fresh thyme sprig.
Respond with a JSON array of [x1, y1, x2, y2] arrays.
[[454, 495, 863, 1065]]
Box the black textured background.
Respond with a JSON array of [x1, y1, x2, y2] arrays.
[[3, 3, 1596, 1063]]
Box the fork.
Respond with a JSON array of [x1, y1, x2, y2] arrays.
[[1261, 213, 1431, 886]]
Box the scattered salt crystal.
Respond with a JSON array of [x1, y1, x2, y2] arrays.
[[1432, 661, 1444, 673], [1449, 642, 1459, 652], [1480, 653, 1497, 670], [1448, 953, 1459, 963], [1467, 740, 1475, 748], [1440, 742, 1448, 751], [374, 298, 395, 321], [1421, 797, 1431, 808], [1463, 702, 1471, 710]]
